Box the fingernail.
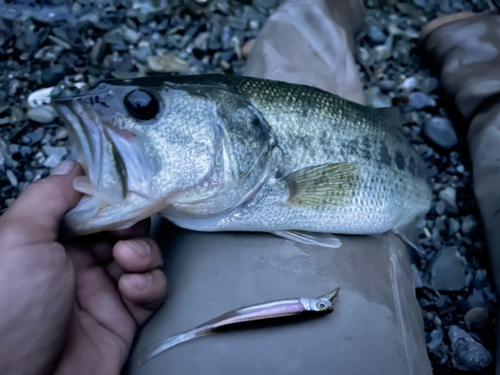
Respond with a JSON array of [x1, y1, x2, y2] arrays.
[[128, 273, 152, 290], [51, 160, 76, 176], [127, 240, 150, 257]]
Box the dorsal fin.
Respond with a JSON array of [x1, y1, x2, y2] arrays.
[[369, 106, 401, 130]]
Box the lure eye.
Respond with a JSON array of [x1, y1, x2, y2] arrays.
[[124, 89, 159, 120], [317, 302, 328, 311]]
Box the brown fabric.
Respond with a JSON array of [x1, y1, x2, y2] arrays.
[[421, 9, 500, 289], [420, 11, 500, 373], [420, 10, 500, 122], [243, 0, 366, 104]]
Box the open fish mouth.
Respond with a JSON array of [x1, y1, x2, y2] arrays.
[[53, 96, 158, 236], [56, 100, 128, 201]]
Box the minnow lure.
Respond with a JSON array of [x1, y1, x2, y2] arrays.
[[137, 287, 340, 366]]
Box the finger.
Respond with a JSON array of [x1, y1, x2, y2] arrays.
[[0, 161, 84, 248], [106, 260, 125, 282], [118, 269, 167, 326], [113, 238, 163, 273]]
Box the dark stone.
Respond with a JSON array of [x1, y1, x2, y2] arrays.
[[41, 65, 66, 87], [406, 92, 437, 111], [423, 117, 458, 150], [367, 25, 386, 44], [426, 247, 466, 291], [449, 325, 492, 371]]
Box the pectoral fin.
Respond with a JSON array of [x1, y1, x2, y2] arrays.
[[283, 163, 360, 207], [272, 230, 342, 248]]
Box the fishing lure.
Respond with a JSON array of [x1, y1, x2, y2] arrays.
[[137, 287, 340, 366]]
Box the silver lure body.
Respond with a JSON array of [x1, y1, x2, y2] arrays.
[[137, 288, 340, 365]]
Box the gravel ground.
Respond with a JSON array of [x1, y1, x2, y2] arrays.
[[0, 0, 498, 373], [356, 0, 498, 373]]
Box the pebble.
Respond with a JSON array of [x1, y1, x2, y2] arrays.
[[134, 43, 152, 64], [448, 325, 492, 371], [367, 25, 386, 44], [427, 327, 443, 351], [6, 169, 17, 187], [423, 117, 458, 150], [412, 264, 423, 288], [407, 92, 437, 111], [461, 215, 478, 236], [401, 77, 417, 91], [27, 129, 45, 145], [20, 146, 31, 157], [448, 217, 461, 236], [439, 187, 459, 214], [122, 26, 141, 44], [27, 105, 58, 124], [427, 247, 466, 291], [147, 54, 190, 73], [435, 201, 445, 215], [464, 307, 489, 330], [41, 65, 66, 87], [42, 146, 68, 168], [364, 87, 392, 108]]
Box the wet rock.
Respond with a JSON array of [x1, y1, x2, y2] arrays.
[[461, 215, 478, 236], [27, 105, 58, 124], [27, 129, 45, 145], [464, 307, 489, 330], [412, 264, 423, 288], [448, 325, 492, 371], [427, 247, 466, 291], [90, 38, 109, 64], [406, 92, 437, 111], [435, 201, 445, 215], [427, 327, 443, 351], [367, 25, 386, 44], [41, 65, 66, 87], [401, 77, 417, 91], [364, 87, 392, 108], [379, 80, 396, 91], [439, 187, 458, 214], [423, 117, 458, 150], [134, 42, 152, 64], [147, 54, 190, 73], [448, 218, 461, 236], [6, 169, 17, 187], [42, 146, 68, 168], [122, 26, 141, 44], [20, 146, 31, 158]]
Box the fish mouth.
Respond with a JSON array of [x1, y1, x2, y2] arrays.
[[55, 100, 128, 204], [54, 98, 156, 235]]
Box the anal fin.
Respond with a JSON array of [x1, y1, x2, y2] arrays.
[[272, 230, 342, 248], [392, 219, 426, 259]]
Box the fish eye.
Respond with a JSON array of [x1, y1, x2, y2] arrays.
[[317, 302, 328, 311], [124, 89, 159, 120]]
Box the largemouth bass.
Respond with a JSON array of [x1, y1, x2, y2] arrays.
[[52, 74, 432, 246]]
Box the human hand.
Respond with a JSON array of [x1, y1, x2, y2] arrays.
[[0, 161, 167, 375]]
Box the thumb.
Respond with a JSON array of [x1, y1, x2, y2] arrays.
[[0, 161, 84, 248]]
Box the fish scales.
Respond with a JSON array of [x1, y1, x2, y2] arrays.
[[163, 75, 431, 234], [52, 74, 432, 239]]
